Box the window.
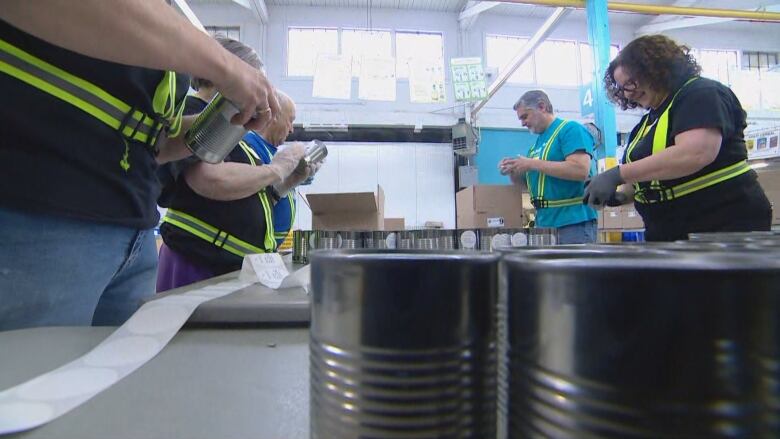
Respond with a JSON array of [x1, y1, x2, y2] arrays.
[[205, 26, 240, 41], [691, 49, 738, 86], [579, 43, 619, 85], [341, 29, 392, 77], [485, 35, 534, 84], [534, 40, 579, 86], [396, 31, 444, 79], [287, 27, 338, 76], [743, 51, 779, 73]]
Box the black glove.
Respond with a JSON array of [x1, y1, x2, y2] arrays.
[[606, 191, 629, 207], [583, 166, 624, 208]]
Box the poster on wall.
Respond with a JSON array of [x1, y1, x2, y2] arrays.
[[408, 58, 446, 104], [746, 127, 780, 160], [450, 57, 487, 102], [358, 57, 397, 101], [312, 54, 352, 100]]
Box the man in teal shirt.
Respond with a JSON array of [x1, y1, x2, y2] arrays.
[[499, 90, 598, 244]]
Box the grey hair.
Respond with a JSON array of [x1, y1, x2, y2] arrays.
[[512, 90, 554, 113], [191, 35, 264, 90]]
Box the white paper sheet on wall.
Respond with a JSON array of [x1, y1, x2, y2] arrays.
[[358, 57, 396, 101], [312, 54, 352, 100], [408, 58, 446, 104]]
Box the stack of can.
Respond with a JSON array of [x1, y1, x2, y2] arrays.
[[339, 231, 364, 249], [397, 230, 416, 249]]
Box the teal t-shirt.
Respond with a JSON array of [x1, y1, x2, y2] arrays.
[[525, 118, 598, 228]]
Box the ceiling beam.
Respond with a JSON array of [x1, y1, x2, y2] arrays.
[[231, 0, 269, 24], [637, 3, 780, 34], [459, 1, 500, 30], [170, 0, 206, 32]]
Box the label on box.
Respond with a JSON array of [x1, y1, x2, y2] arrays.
[[460, 230, 477, 249], [487, 217, 505, 227]]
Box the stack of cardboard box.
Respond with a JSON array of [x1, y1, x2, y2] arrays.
[[456, 185, 525, 229], [597, 204, 644, 231]]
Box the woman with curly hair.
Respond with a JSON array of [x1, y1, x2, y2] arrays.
[[584, 34, 771, 241]]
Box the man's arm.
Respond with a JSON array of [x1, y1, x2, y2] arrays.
[[510, 152, 590, 181], [1, 0, 278, 128]]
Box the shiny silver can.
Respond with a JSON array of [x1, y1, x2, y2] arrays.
[[185, 93, 247, 164]]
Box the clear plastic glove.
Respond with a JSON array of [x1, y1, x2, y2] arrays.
[[300, 160, 324, 186], [582, 166, 625, 208], [266, 143, 305, 182], [273, 160, 319, 195]]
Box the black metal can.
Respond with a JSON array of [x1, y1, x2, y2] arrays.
[[310, 250, 500, 439]]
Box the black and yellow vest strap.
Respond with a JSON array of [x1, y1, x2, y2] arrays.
[[626, 77, 751, 204], [258, 141, 296, 238], [238, 141, 278, 252], [162, 209, 268, 258], [527, 120, 580, 209], [0, 37, 183, 150], [634, 160, 751, 204]]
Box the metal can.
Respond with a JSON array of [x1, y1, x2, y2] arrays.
[[364, 231, 397, 249], [185, 93, 247, 164], [397, 230, 416, 249], [501, 249, 780, 438], [438, 229, 457, 250], [479, 228, 512, 252], [458, 229, 480, 250], [340, 231, 364, 249], [315, 231, 341, 249], [310, 250, 500, 439], [528, 227, 558, 246], [415, 229, 439, 249], [292, 230, 311, 264]]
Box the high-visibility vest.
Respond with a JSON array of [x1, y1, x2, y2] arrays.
[[0, 36, 185, 170], [256, 141, 296, 243], [626, 77, 751, 204], [161, 142, 277, 258], [526, 120, 585, 209]]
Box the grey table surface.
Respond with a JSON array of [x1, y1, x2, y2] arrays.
[[1, 326, 310, 439], [150, 262, 311, 325]]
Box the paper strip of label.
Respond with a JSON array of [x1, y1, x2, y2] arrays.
[[0, 279, 252, 435]]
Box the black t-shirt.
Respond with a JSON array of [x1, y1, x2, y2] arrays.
[[623, 77, 770, 240], [0, 19, 189, 229]]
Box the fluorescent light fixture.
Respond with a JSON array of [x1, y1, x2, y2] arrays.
[[750, 162, 769, 169]]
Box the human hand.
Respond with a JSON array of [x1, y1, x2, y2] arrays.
[[213, 53, 280, 131], [582, 166, 625, 208], [266, 143, 305, 182], [606, 191, 630, 207], [500, 157, 534, 175]]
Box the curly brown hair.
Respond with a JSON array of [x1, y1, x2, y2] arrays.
[[604, 34, 701, 110]]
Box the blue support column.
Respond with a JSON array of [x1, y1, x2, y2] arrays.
[[586, 0, 619, 169]]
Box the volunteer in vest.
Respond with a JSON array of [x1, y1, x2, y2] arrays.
[[0, 0, 280, 331], [499, 90, 598, 244], [584, 34, 771, 242]]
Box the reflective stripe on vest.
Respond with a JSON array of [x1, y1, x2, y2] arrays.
[[259, 140, 296, 238], [526, 120, 582, 209], [626, 77, 751, 204], [0, 37, 183, 148], [238, 141, 278, 252], [162, 209, 267, 258]]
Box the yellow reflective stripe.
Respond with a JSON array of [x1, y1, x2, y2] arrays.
[[0, 38, 178, 147], [669, 161, 750, 199], [163, 209, 267, 257], [238, 142, 277, 252], [287, 193, 296, 232], [167, 96, 186, 138], [537, 120, 570, 198], [544, 197, 582, 207]]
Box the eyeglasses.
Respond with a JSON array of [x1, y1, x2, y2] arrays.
[[615, 79, 638, 95]]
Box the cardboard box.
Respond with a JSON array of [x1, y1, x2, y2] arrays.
[[621, 204, 645, 230], [384, 217, 405, 230], [456, 185, 524, 228], [307, 186, 385, 231], [597, 209, 604, 229], [602, 207, 622, 229]]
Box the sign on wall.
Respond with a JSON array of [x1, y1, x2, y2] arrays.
[[580, 82, 595, 118], [450, 57, 487, 102]]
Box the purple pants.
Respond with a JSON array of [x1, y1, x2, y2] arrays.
[[156, 243, 214, 292]]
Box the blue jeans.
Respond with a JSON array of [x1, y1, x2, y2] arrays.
[[0, 207, 157, 331], [557, 219, 598, 245]]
